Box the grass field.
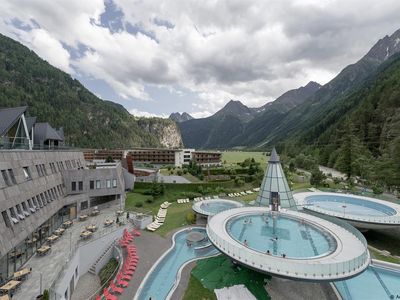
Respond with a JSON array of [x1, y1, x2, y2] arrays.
[[183, 275, 217, 300], [125, 191, 193, 236], [222, 151, 268, 168]]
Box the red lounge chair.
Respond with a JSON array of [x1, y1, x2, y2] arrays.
[[103, 288, 118, 300], [96, 295, 102, 300], [123, 264, 136, 272], [131, 229, 141, 236], [116, 274, 130, 287], [118, 271, 132, 282], [110, 281, 124, 294]]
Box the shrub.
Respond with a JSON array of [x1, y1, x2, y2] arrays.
[[373, 185, 383, 195], [43, 290, 49, 300], [177, 170, 183, 176], [145, 198, 154, 204], [99, 258, 118, 285], [186, 212, 196, 224], [135, 201, 143, 208]]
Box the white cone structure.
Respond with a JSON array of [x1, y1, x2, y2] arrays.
[[255, 148, 297, 210]]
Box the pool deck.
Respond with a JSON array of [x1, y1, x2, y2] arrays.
[[207, 206, 370, 281], [118, 226, 196, 300]]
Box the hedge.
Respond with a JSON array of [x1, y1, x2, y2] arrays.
[[134, 181, 236, 192], [99, 258, 118, 285]]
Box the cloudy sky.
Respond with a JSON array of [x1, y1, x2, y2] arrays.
[[1, 0, 399, 118]]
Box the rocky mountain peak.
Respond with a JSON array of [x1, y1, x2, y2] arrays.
[[169, 112, 194, 123], [364, 28, 400, 62]]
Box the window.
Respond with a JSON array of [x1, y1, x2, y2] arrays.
[[89, 180, 94, 190], [21, 202, 29, 217], [71, 182, 76, 191], [8, 169, 16, 185], [112, 179, 117, 188], [1, 170, 11, 186], [2, 211, 11, 228], [40, 193, 46, 206], [41, 164, 47, 176], [96, 180, 101, 189], [106, 180, 111, 189], [22, 167, 32, 180], [16, 204, 25, 219], [36, 165, 42, 177], [78, 181, 83, 191], [9, 208, 18, 224]]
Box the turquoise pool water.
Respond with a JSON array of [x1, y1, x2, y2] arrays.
[[136, 228, 218, 300], [306, 195, 396, 217], [227, 213, 336, 258], [199, 200, 240, 215], [335, 266, 400, 299]]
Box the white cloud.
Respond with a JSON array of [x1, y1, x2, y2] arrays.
[[129, 108, 167, 118], [1, 0, 400, 113]]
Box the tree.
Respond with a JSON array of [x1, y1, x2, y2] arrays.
[[105, 155, 114, 163], [310, 168, 326, 186]]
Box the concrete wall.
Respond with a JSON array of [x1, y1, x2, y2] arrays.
[[53, 226, 125, 300]]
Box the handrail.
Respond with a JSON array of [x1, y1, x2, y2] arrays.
[[207, 207, 370, 280], [48, 225, 126, 299], [87, 243, 123, 300]]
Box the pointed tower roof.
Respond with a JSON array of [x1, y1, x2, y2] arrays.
[[255, 148, 297, 210]]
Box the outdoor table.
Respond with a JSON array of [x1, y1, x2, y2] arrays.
[[0, 294, 10, 300], [63, 220, 73, 228], [0, 280, 20, 294], [26, 237, 37, 245], [13, 268, 31, 280], [79, 215, 88, 221], [54, 228, 65, 236], [37, 245, 51, 256], [91, 210, 100, 216], [80, 231, 93, 240], [46, 235, 59, 244], [9, 250, 23, 259], [104, 219, 114, 227], [86, 225, 97, 232], [116, 210, 124, 216]]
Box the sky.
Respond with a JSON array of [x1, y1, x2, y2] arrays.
[[0, 0, 399, 118]]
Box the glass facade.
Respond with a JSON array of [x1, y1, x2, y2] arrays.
[[0, 206, 72, 283]]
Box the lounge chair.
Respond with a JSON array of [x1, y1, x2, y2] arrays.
[[109, 281, 124, 294], [103, 288, 117, 300]]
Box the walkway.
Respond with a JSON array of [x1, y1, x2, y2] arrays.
[[13, 206, 127, 300], [71, 273, 100, 300]]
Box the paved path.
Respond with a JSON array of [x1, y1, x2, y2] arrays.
[[117, 231, 171, 300], [266, 277, 338, 300], [71, 272, 100, 300]]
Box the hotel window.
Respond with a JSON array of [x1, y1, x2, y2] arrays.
[[8, 169, 16, 185], [96, 180, 101, 189], [2, 211, 11, 228], [72, 160, 76, 168], [1, 170, 11, 186], [27, 199, 36, 213], [71, 182, 76, 191], [40, 193, 46, 206], [36, 165, 43, 177], [78, 181, 83, 191], [33, 197, 40, 209], [21, 202, 29, 216], [41, 164, 47, 176], [16, 204, 25, 219], [45, 191, 51, 203], [112, 179, 117, 188], [106, 180, 111, 189], [89, 180, 94, 190], [22, 167, 32, 181], [9, 207, 19, 224]]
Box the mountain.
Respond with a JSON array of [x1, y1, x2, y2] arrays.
[[251, 28, 400, 148], [289, 53, 400, 188], [0, 33, 182, 149], [169, 112, 194, 123], [178, 81, 320, 148]]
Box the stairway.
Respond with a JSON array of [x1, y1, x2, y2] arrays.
[[88, 239, 116, 275]]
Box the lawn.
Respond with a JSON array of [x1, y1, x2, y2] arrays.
[[368, 247, 400, 264], [184, 255, 271, 300], [222, 151, 268, 168], [183, 275, 217, 300], [125, 191, 194, 236]]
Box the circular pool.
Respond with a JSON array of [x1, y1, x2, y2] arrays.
[[227, 213, 336, 259], [192, 198, 244, 217], [207, 206, 370, 281], [294, 192, 400, 229]]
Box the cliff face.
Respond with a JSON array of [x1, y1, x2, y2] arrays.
[[137, 118, 183, 148]]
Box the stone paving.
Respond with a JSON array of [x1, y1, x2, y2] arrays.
[[71, 273, 100, 300], [13, 206, 127, 300]]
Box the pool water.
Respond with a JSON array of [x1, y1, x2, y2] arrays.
[[305, 195, 396, 217], [199, 201, 240, 214], [136, 228, 218, 300], [227, 213, 336, 259], [335, 266, 400, 299]]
